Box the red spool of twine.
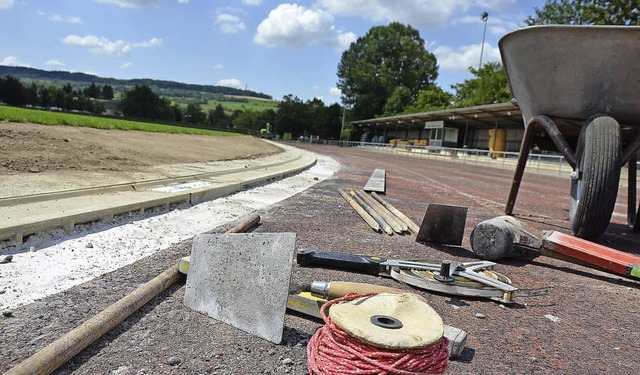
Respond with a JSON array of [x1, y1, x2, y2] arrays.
[[307, 293, 449, 375]]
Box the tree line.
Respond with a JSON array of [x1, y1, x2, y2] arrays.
[[118, 85, 343, 139], [0, 76, 112, 114], [0, 65, 272, 100], [0, 77, 345, 139]]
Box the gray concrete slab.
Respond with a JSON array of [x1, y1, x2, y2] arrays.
[[183, 233, 297, 344]]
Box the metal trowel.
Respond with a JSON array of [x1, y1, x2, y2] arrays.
[[416, 204, 468, 245]]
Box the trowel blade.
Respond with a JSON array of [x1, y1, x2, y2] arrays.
[[184, 232, 296, 344], [416, 204, 468, 245]]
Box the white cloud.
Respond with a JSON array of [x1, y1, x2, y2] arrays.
[[318, 0, 516, 28], [216, 78, 243, 89], [242, 0, 262, 5], [254, 3, 355, 49], [1, 56, 28, 66], [178, 0, 189, 3], [213, 64, 224, 70], [433, 43, 501, 72], [215, 13, 246, 34], [48, 14, 82, 24], [329, 87, 341, 96], [63, 35, 162, 56], [0, 0, 14, 10], [121, 62, 133, 69], [317, 0, 458, 28], [474, 0, 515, 10], [454, 13, 517, 36], [94, 0, 158, 8], [45, 59, 66, 67]]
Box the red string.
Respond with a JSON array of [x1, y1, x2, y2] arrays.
[[307, 293, 449, 375]]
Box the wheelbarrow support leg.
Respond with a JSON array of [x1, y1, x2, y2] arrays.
[[505, 115, 577, 215], [628, 153, 640, 232], [621, 130, 640, 232]]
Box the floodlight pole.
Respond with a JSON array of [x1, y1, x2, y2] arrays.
[[478, 12, 489, 71]]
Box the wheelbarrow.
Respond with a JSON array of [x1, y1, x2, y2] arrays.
[[499, 25, 640, 239]]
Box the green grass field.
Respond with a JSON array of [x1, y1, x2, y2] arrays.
[[203, 97, 278, 113], [168, 96, 278, 113], [0, 106, 239, 136]]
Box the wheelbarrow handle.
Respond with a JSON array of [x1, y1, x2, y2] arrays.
[[296, 249, 386, 276]]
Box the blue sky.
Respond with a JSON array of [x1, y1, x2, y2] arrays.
[[0, 0, 545, 104]]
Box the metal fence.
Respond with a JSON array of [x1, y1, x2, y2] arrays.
[[284, 139, 640, 188]]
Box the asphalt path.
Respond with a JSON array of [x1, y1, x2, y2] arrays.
[[2, 143, 638, 374]]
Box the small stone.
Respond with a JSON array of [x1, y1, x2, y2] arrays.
[[313, 177, 319, 180], [499, 304, 506, 310], [0, 255, 13, 264], [451, 305, 461, 310], [85, 243, 94, 249], [29, 167, 41, 173], [2, 310, 13, 317], [475, 313, 486, 319], [111, 366, 134, 375], [29, 246, 37, 252], [0, 289, 6, 294], [543, 314, 562, 323], [166, 356, 182, 366], [282, 358, 293, 366]]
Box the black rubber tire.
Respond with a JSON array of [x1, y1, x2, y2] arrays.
[[569, 116, 622, 239]]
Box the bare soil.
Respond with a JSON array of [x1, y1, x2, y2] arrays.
[[0, 123, 280, 176]]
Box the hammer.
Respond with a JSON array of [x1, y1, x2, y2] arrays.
[[470, 216, 640, 281]]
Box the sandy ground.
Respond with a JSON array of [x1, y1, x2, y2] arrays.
[[0, 122, 282, 196]]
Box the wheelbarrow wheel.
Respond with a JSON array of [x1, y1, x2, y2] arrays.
[[569, 115, 622, 239]]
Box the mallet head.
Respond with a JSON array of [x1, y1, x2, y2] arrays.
[[470, 216, 541, 260]]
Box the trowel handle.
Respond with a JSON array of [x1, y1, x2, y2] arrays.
[[312, 281, 401, 300], [296, 249, 385, 275]]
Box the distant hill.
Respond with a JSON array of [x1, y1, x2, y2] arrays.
[[0, 65, 272, 100]]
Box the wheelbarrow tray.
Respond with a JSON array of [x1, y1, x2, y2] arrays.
[[500, 25, 640, 239], [499, 25, 640, 141]]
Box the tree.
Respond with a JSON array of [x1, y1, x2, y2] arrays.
[[120, 85, 173, 120], [525, 0, 639, 25], [25, 83, 39, 105], [62, 83, 73, 95], [0, 76, 27, 106], [337, 22, 438, 120], [207, 104, 230, 128], [383, 86, 413, 116], [172, 104, 183, 122], [404, 85, 454, 113], [84, 82, 100, 98], [184, 103, 206, 124], [274, 95, 308, 137], [451, 62, 511, 107], [233, 109, 262, 135], [102, 84, 114, 100]]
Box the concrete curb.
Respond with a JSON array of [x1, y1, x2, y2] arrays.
[[0, 144, 316, 243]]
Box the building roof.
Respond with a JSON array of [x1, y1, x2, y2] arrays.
[[351, 102, 524, 130]]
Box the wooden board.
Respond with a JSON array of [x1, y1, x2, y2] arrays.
[[363, 168, 386, 193]]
